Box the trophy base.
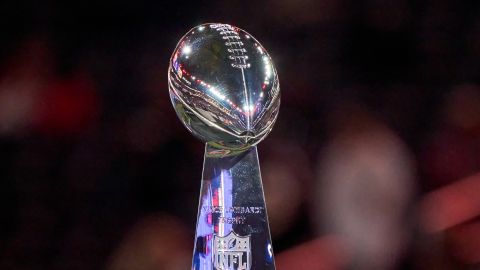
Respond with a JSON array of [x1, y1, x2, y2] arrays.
[[192, 144, 275, 270]]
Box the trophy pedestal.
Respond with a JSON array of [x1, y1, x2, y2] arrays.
[[192, 145, 275, 270]]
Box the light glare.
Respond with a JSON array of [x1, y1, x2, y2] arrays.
[[182, 45, 192, 55]]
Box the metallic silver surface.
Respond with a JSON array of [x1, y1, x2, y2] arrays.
[[192, 145, 275, 270], [168, 23, 280, 150], [168, 23, 278, 269]]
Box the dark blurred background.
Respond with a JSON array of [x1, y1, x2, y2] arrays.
[[1, 0, 480, 269]]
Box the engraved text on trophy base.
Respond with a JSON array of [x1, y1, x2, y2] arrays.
[[202, 206, 265, 224]]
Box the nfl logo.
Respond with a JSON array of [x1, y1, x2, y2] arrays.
[[213, 231, 251, 270]]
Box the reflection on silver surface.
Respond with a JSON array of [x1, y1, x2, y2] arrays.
[[192, 145, 275, 270], [168, 23, 280, 150]]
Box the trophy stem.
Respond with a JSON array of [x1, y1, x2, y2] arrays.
[[192, 144, 276, 270]]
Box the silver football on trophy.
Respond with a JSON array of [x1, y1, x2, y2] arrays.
[[168, 23, 280, 150]]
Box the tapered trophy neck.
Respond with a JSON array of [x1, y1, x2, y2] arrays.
[[192, 144, 276, 270]]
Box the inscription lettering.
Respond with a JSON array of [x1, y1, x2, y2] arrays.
[[215, 252, 248, 270], [202, 206, 264, 214], [203, 206, 264, 224], [219, 216, 246, 224]]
